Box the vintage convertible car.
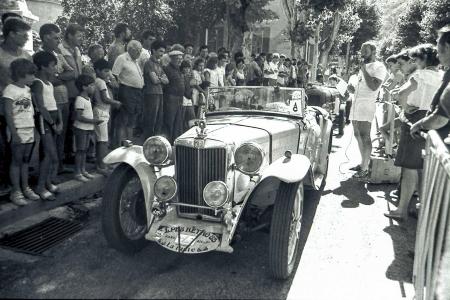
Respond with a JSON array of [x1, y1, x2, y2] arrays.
[[101, 86, 332, 279]]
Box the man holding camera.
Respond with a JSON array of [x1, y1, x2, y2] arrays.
[[347, 42, 387, 180]]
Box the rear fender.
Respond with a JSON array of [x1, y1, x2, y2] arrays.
[[104, 146, 157, 228]]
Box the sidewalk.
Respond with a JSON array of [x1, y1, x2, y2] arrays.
[[0, 163, 106, 230]]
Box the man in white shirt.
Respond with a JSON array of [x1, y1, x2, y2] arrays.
[[347, 42, 387, 179], [112, 40, 143, 142]]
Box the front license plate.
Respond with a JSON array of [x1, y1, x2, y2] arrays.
[[155, 225, 221, 254]]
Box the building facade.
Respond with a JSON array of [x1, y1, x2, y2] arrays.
[[27, 0, 62, 31]]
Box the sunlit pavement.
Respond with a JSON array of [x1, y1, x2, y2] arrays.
[[287, 124, 416, 300], [0, 124, 417, 299]]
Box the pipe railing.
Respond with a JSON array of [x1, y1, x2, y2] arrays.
[[413, 130, 450, 300]]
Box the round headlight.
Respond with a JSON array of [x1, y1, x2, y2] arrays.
[[154, 176, 177, 202], [234, 142, 264, 175], [203, 181, 229, 208], [143, 136, 172, 165]]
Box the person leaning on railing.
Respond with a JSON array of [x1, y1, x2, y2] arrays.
[[410, 25, 450, 139], [384, 45, 442, 221]]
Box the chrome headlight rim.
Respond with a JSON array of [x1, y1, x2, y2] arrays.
[[154, 175, 177, 202], [202, 181, 230, 209], [234, 142, 265, 175], [143, 136, 172, 166]]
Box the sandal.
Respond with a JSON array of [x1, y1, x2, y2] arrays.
[[37, 189, 56, 201], [23, 187, 41, 201]]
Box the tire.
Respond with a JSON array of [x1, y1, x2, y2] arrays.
[[269, 182, 304, 279], [102, 164, 148, 254]]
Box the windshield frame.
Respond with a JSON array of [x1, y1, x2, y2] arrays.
[[206, 86, 307, 119]]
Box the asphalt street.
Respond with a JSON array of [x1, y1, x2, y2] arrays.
[[0, 124, 417, 299]]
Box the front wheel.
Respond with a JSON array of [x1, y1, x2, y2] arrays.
[[102, 164, 148, 254], [268, 182, 304, 279]]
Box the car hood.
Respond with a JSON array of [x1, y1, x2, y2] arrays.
[[175, 115, 302, 161]]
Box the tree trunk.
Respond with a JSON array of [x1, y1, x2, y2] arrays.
[[318, 12, 342, 69], [311, 22, 321, 82], [223, 5, 230, 49], [345, 41, 350, 78], [242, 30, 252, 57]]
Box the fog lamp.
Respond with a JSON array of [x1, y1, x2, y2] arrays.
[[143, 136, 172, 165], [234, 142, 264, 175], [203, 181, 229, 208], [154, 176, 177, 202]]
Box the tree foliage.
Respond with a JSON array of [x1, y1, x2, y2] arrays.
[[349, 0, 380, 55], [378, 0, 449, 59], [420, 0, 450, 43], [396, 0, 424, 48], [166, 0, 225, 46], [57, 0, 173, 49]]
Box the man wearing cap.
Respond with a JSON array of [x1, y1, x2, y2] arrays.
[[163, 50, 185, 143], [112, 40, 144, 143]]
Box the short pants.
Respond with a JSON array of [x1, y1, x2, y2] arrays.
[[93, 108, 109, 142], [73, 127, 93, 151], [11, 127, 35, 144]]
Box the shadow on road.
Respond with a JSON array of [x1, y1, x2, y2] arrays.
[[325, 178, 375, 208], [383, 224, 415, 283]]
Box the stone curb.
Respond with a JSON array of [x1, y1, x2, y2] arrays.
[[0, 175, 105, 230]]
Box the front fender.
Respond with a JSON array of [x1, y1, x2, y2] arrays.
[[260, 154, 311, 183], [104, 146, 157, 228]]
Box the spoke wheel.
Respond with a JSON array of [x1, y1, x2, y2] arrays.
[[118, 176, 147, 240], [102, 165, 148, 254], [269, 182, 304, 279]]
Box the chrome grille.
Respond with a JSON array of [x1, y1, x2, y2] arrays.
[[175, 145, 227, 217]]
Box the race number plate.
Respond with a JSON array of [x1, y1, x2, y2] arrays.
[[155, 225, 221, 254]]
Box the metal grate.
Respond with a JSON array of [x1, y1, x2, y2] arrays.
[[0, 217, 84, 256], [176, 145, 226, 217]]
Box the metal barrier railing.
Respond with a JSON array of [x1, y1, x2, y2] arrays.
[[413, 130, 450, 300]]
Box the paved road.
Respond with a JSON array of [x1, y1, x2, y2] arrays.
[[0, 125, 417, 299]]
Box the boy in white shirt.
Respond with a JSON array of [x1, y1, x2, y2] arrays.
[[73, 75, 102, 182], [93, 59, 121, 175], [2, 59, 39, 205]]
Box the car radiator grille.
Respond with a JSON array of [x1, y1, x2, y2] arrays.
[[175, 145, 227, 217]]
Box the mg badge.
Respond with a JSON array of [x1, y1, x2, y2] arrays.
[[194, 138, 205, 148]]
